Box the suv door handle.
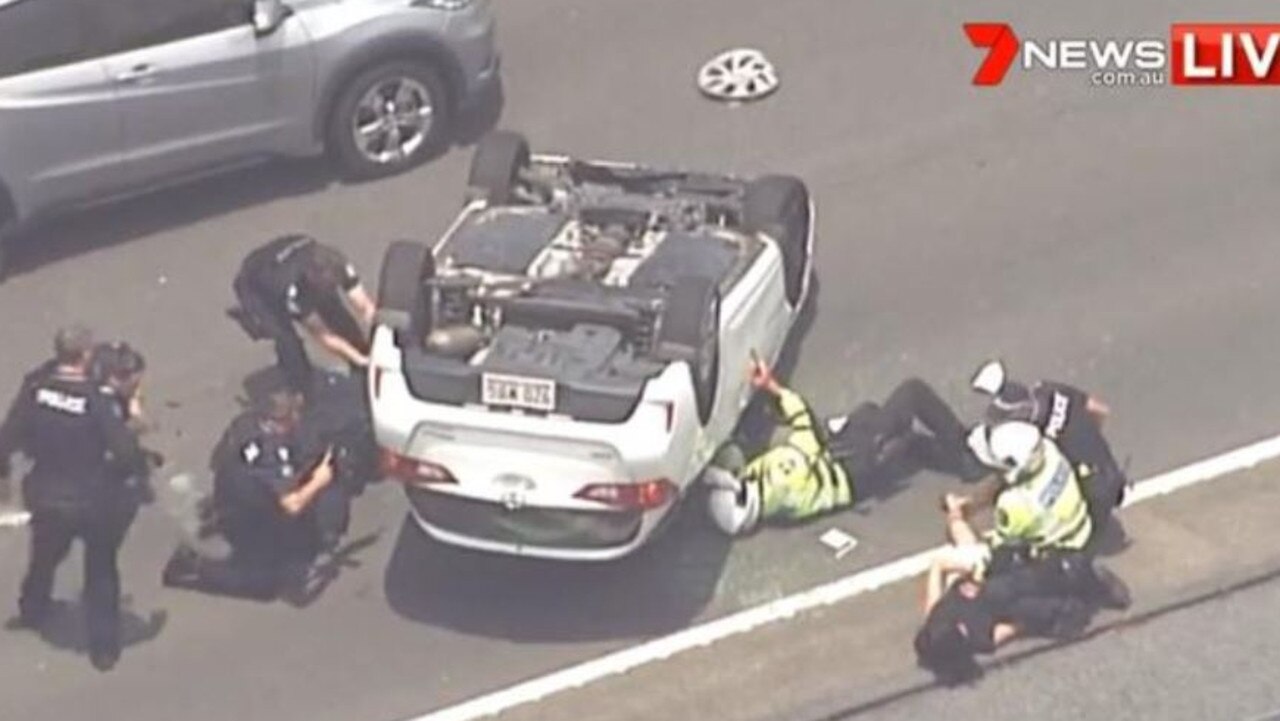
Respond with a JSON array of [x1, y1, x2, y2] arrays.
[[115, 63, 158, 83]]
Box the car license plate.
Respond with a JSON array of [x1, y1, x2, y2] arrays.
[[481, 373, 556, 412]]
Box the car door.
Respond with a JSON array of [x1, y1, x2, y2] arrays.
[[0, 0, 125, 214], [98, 0, 315, 187]]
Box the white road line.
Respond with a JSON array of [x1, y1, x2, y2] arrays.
[[409, 433, 1280, 721]]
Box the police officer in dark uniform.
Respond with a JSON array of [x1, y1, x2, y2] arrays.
[[90, 342, 162, 532], [161, 389, 348, 601], [970, 360, 1127, 532], [229, 235, 377, 395], [0, 326, 146, 671]]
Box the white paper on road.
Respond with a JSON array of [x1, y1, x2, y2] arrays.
[[819, 528, 859, 558]]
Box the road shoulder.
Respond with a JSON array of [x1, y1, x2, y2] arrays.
[[493, 461, 1280, 721]]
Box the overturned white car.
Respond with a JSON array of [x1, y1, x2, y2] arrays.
[[369, 131, 816, 560]]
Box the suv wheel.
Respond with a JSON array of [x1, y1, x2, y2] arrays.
[[377, 240, 435, 346], [327, 61, 451, 180], [656, 277, 722, 426], [0, 217, 14, 282], [467, 131, 530, 204], [743, 175, 811, 307]]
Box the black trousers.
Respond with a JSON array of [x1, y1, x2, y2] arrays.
[[828, 378, 974, 483], [979, 555, 1079, 634], [178, 487, 349, 601], [263, 305, 365, 398], [1082, 463, 1127, 530], [263, 312, 314, 396], [982, 548, 1113, 631], [20, 500, 133, 654], [233, 272, 314, 395]]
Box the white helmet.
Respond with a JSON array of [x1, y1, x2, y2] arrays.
[[971, 359, 1007, 397], [705, 466, 761, 536], [966, 424, 1000, 470], [985, 421, 1046, 484]]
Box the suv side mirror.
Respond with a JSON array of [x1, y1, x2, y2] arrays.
[[252, 0, 292, 37]]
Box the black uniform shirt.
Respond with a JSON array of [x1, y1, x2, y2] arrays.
[[1029, 381, 1114, 474], [285, 261, 361, 322], [239, 236, 316, 319], [211, 413, 304, 517], [0, 366, 142, 508]]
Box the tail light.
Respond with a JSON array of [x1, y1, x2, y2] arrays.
[[379, 449, 457, 485], [574, 479, 677, 510]]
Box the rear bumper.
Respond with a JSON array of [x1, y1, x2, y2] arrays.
[[406, 485, 667, 561]]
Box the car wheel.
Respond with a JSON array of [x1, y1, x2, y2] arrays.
[[377, 240, 435, 345], [0, 216, 15, 283], [656, 276, 721, 425], [743, 175, 811, 306], [327, 61, 451, 181], [467, 130, 530, 205]]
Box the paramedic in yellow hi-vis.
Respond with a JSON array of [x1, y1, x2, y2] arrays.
[[704, 353, 977, 536]]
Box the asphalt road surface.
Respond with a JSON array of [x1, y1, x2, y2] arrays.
[[3, 0, 1280, 720], [855, 576, 1280, 721], [494, 454, 1280, 721]]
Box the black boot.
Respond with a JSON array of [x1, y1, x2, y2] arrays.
[[89, 643, 120, 672], [1091, 563, 1132, 610], [161, 544, 202, 588]]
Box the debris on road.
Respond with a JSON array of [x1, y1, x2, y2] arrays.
[[820, 528, 859, 558], [698, 48, 779, 102]]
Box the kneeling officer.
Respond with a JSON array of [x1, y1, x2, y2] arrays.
[[162, 389, 348, 600]]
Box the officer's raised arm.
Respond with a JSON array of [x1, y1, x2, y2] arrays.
[[342, 269, 377, 328], [279, 448, 335, 517], [300, 314, 370, 368], [748, 351, 819, 440]]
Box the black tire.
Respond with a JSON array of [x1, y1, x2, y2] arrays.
[[0, 224, 11, 283], [326, 61, 451, 181], [743, 175, 811, 305], [377, 240, 434, 345], [467, 130, 530, 205], [656, 277, 721, 425], [0, 197, 15, 281]]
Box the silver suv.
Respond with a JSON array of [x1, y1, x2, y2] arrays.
[[0, 0, 500, 275]]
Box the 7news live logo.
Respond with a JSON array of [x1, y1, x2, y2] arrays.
[[966, 23, 1280, 87]]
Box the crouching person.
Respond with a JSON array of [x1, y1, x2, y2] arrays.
[[161, 390, 349, 600]]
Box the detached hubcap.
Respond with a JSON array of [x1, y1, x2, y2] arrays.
[[697, 48, 779, 102], [352, 77, 434, 165]]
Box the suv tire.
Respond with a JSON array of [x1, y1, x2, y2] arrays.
[[327, 61, 451, 181], [0, 216, 15, 283], [743, 175, 811, 306], [377, 240, 435, 346], [656, 276, 721, 426], [467, 131, 530, 205]]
